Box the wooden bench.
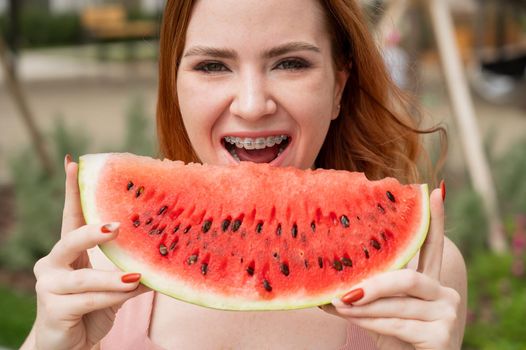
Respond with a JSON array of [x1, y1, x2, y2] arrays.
[[81, 5, 157, 41], [81, 5, 157, 59]]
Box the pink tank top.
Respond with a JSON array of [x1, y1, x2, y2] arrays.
[[101, 292, 377, 349]]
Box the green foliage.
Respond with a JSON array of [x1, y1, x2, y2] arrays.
[[0, 119, 88, 270], [121, 96, 155, 157], [463, 251, 526, 349], [0, 284, 36, 348], [0, 97, 154, 271], [445, 135, 526, 349], [446, 186, 488, 261], [0, 11, 82, 48], [494, 138, 526, 219]]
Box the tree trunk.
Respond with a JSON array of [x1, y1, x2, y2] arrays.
[[0, 36, 55, 177]]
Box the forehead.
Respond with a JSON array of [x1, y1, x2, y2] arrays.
[[185, 0, 329, 50]]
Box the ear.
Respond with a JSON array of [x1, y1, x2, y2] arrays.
[[332, 68, 349, 120]]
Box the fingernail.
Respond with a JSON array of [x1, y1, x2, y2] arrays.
[[121, 273, 141, 283], [341, 288, 364, 305], [440, 179, 446, 202], [101, 222, 120, 233], [64, 154, 72, 173]]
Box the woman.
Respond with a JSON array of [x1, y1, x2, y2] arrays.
[[22, 0, 466, 349]]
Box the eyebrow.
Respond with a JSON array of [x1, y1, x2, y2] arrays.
[[182, 41, 321, 59]]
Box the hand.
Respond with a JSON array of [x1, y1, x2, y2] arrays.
[[322, 188, 462, 350], [31, 157, 148, 350]]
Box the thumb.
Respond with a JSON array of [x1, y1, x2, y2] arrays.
[[110, 285, 152, 314]]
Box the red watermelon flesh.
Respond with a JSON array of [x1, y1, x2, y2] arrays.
[[79, 153, 429, 310]]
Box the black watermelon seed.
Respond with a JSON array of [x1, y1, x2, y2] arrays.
[[221, 219, 231, 232], [272, 252, 279, 259], [159, 244, 168, 256], [133, 219, 140, 228], [380, 231, 387, 241], [202, 220, 212, 233], [280, 263, 290, 276], [291, 223, 298, 238], [340, 215, 350, 228], [187, 254, 198, 265], [362, 245, 370, 259], [145, 218, 153, 225], [333, 259, 343, 271], [311, 221, 316, 232], [201, 263, 208, 275], [246, 266, 255, 276], [386, 191, 395, 202], [232, 219, 242, 232], [135, 186, 144, 198], [263, 279, 272, 292], [158, 226, 166, 235], [377, 204, 385, 213], [158, 206, 168, 215], [169, 240, 178, 250], [304, 259, 309, 268], [173, 225, 180, 233], [183, 226, 191, 234], [341, 257, 353, 267], [371, 238, 381, 250], [127, 181, 134, 191], [256, 222, 263, 233], [276, 224, 282, 236], [318, 257, 324, 268]]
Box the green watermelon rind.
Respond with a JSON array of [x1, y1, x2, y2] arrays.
[[78, 153, 430, 311]]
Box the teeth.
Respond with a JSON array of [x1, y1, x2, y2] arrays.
[[224, 135, 288, 149], [229, 148, 241, 162]]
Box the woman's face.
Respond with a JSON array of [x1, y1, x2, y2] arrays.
[[177, 0, 348, 169]]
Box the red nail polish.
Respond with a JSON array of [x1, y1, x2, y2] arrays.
[[64, 154, 72, 172], [121, 273, 141, 283], [341, 288, 364, 304], [101, 222, 119, 233], [440, 179, 446, 202]]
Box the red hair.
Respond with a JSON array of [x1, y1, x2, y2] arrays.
[[156, 0, 446, 184]]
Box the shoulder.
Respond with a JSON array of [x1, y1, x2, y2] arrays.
[[440, 237, 467, 292]]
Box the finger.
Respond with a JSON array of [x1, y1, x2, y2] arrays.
[[417, 188, 444, 280], [48, 223, 120, 267], [61, 159, 86, 237], [346, 317, 428, 345], [318, 304, 339, 317], [44, 269, 142, 295], [331, 296, 441, 321], [339, 269, 442, 305], [63, 285, 148, 317]]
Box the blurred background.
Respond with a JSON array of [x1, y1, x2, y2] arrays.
[[0, 0, 525, 349]]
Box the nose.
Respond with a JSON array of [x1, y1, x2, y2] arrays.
[[229, 71, 277, 121]]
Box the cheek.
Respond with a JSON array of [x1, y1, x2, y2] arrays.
[[279, 76, 335, 126], [177, 77, 226, 137]]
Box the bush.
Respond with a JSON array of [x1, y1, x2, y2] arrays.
[[0, 119, 89, 270], [0, 10, 82, 48], [463, 249, 526, 349], [0, 97, 154, 271], [0, 285, 36, 348], [494, 139, 526, 220]]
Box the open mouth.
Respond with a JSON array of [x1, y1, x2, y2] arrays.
[[222, 135, 291, 163]]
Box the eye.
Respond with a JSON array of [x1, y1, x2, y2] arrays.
[[274, 58, 311, 71], [194, 61, 230, 73]]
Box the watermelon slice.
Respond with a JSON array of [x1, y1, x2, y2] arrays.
[[79, 153, 429, 310]]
